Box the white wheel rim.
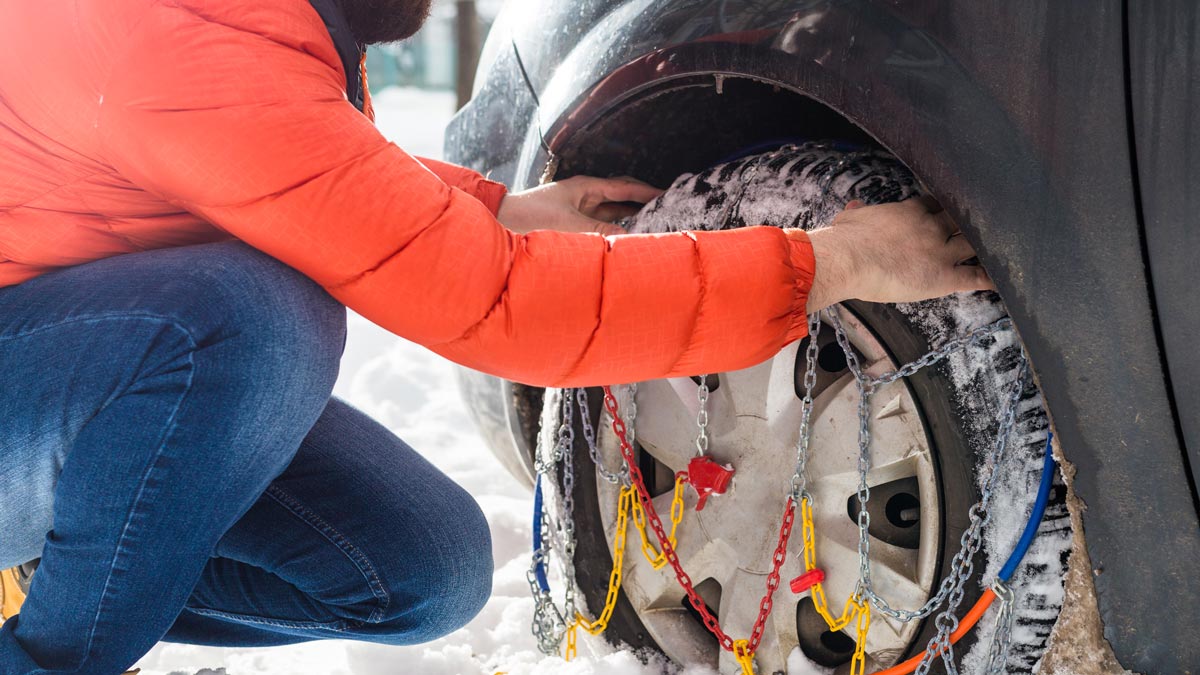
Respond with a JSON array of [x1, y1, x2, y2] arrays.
[[596, 306, 943, 674]]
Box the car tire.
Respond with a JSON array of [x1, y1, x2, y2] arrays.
[[552, 144, 1073, 674]]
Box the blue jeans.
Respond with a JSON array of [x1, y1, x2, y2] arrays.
[[0, 241, 493, 674]]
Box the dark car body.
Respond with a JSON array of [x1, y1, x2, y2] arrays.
[[444, 1, 1199, 671]]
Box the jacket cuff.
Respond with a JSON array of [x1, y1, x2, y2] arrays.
[[474, 178, 508, 216], [782, 229, 817, 343]]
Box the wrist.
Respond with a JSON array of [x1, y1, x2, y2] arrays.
[[805, 227, 856, 313]]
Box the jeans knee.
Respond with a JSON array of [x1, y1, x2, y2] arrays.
[[368, 491, 493, 643], [425, 497, 493, 635]]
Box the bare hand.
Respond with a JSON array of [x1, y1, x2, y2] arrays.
[[496, 176, 663, 236], [801, 196, 995, 313]]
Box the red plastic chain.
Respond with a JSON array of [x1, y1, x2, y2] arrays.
[[602, 386, 797, 655]]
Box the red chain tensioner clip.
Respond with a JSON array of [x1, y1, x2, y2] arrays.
[[789, 568, 825, 594], [682, 456, 735, 510]]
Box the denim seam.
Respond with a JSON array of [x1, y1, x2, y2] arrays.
[[0, 312, 198, 345], [263, 484, 392, 623], [78, 318, 198, 669], [184, 606, 351, 633]]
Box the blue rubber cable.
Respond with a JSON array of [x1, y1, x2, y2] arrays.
[[998, 431, 1057, 582], [532, 474, 550, 593]]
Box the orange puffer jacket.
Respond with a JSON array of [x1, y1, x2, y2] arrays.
[[0, 0, 815, 387]]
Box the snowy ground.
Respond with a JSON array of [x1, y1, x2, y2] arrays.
[[133, 87, 692, 675]]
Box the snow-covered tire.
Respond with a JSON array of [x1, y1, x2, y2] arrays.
[[560, 144, 1072, 674]]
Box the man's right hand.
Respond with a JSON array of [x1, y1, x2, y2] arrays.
[[800, 196, 995, 314]]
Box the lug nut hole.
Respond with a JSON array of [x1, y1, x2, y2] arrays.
[[817, 342, 849, 373], [886, 492, 921, 528], [820, 628, 857, 654]]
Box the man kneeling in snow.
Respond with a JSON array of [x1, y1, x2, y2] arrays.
[[0, 0, 990, 671]]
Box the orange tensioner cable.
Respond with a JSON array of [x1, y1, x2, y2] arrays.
[[868, 589, 996, 675]]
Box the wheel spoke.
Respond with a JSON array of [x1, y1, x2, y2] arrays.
[[634, 377, 706, 472], [807, 377, 924, 482], [864, 545, 927, 614], [813, 453, 921, 501], [638, 606, 721, 669], [716, 568, 797, 675], [623, 492, 737, 614], [715, 342, 798, 422]]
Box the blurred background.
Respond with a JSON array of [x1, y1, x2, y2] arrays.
[[366, 0, 503, 108]]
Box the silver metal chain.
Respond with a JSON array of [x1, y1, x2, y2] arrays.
[[984, 580, 1017, 675], [527, 521, 565, 654], [788, 312, 824, 504], [576, 388, 628, 484], [558, 391, 579, 627], [819, 309, 1023, 623], [696, 375, 711, 455], [783, 306, 1027, 673], [527, 388, 582, 655], [626, 382, 639, 448]]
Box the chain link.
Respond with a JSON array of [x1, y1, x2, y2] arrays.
[[528, 479, 566, 654], [789, 313, 824, 504], [631, 474, 686, 569], [559, 391, 578, 625], [984, 580, 1017, 675], [567, 484, 634, 659], [696, 375, 711, 456], [528, 388, 584, 655], [627, 383, 638, 446], [575, 388, 628, 484]]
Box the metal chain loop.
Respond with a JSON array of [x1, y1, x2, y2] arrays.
[[559, 391, 578, 624], [983, 580, 1017, 675], [626, 382, 638, 448], [575, 388, 628, 484], [527, 388, 584, 655], [789, 312, 824, 504], [913, 360, 1028, 675], [696, 375, 711, 456]]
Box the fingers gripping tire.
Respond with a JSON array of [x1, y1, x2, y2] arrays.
[[554, 144, 1072, 674]]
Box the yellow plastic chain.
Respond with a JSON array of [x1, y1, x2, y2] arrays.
[[801, 496, 872, 675], [851, 596, 871, 675], [631, 474, 686, 569], [732, 639, 756, 675], [566, 488, 870, 672], [566, 484, 633, 660]]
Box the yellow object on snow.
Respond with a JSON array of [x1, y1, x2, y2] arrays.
[[0, 566, 27, 622]]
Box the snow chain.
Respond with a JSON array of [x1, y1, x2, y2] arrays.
[[532, 305, 1037, 673]]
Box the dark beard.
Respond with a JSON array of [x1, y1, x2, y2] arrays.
[[342, 0, 434, 45]]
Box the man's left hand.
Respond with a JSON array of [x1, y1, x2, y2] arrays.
[[496, 176, 663, 235]]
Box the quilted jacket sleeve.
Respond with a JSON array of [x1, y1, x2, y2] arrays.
[[415, 157, 507, 215], [96, 2, 815, 387]]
